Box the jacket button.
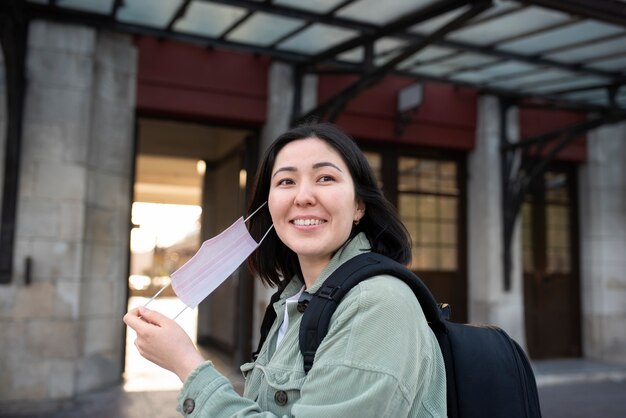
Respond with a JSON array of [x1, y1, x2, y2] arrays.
[[274, 390, 288, 406], [183, 398, 195, 414]]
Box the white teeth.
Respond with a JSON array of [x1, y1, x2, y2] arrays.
[[293, 219, 325, 226]]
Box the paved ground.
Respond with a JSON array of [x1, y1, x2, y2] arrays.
[[3, 299, 625, 417], [534, 358, 626, 418], [1, 358, 625, 417], [539, 380, 626, 418]]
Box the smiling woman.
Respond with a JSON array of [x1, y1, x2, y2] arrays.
[[267, 138, 365, 286], [124, 123, 447, 418]]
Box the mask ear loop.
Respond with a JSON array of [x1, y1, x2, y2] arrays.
[[244, 201, 267, 223], [245, 201, 274, 246], [172, 305, 188, 320], [143, 281, 187, 321], [143, 283, 170, 309], [258, 224, 274, 245]]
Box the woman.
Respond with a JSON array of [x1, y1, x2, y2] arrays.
[[124, 123, 446, 417]]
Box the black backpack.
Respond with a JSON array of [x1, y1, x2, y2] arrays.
[[254, 252, 542, 418]]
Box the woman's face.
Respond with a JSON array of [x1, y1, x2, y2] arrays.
[[268, 137, 365, 268]]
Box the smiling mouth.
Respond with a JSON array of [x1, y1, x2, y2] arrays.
[[291, 219, 326, 226]]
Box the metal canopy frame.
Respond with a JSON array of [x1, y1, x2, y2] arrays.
[[499, 98, 626, 290], [2, 0, 626, 289], [515, 0, 626, 28], [0, 0, 27, 284], [19, 0, 626, 114], [293, 0, 492, 124]]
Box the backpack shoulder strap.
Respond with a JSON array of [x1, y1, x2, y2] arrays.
[[299, 252, 443, 374], [252, 288, 282, 361]]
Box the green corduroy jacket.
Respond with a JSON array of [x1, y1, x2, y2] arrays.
[[177, 233, 446, 417]]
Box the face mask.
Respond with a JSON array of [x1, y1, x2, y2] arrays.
[[145, 203, 273, 318]]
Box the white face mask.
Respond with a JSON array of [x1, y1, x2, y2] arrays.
[[146, 204, 273, 316]]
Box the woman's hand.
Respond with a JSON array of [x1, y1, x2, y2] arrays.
[[123, 307, 205, 382]]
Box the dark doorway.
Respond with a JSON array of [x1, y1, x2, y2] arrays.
[[125, 118, 257, 389], [522, 166, 582, 358]]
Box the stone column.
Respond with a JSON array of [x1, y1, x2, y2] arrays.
[[579, 122, 626, 363], [253, 62, 294, 345], [76, 30, 137, 393], [468, 95, 526, 347], [0, 20, 136, 403], [252, 62, 316, 344], [259, 62, 294, 152]]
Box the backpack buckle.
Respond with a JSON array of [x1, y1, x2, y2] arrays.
[[317, 285, 341, 301], [302, 351, 316, 373]]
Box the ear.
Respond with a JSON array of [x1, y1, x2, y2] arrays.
[[354, 199, 366, 222]]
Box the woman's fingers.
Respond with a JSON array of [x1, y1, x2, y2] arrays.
[[123, 306, 205, 381], [123, 307, 165, 330], [136, 307, 166, 326], [123, 309, 148, 332]]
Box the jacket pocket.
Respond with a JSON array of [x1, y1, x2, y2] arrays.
[[240, 361, 256, 380], [259, 366, 306, 416], [241, 361, 261, 400]]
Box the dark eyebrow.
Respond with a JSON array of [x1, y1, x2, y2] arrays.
[[272, 162, 342, 178], [313, 162, 343, 172], [272, 166, 296, 178]]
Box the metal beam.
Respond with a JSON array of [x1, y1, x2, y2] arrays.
[[27, 0, 626, 85], [500, 104, 626, 290], [501, 109, 626, 152], [513, 0, 626, 28], [308, 0, 472, 66], [24, 2, 313, 63], [0, 0, 27, 284], [23, 0, 626, 116], [218, 10, 253, 40], [304, 50, 614, 113], [292, 0, 493, 124], [23, 2, 618, 115], [300, 60, 613, 118], [111, 0, 124, 18], [231, 0, 626, 83], [267, 0, 361, 51], [500, 98, 517, 292], [166, 0, 193, 32], [436, 37, 625, 83], [201, 0, 377, 32]]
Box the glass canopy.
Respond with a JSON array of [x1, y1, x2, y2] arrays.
[[25, 0, 626, 110]]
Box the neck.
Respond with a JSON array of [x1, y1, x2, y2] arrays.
[[298, 255, 331, 289]]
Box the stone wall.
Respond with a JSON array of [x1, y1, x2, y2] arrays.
[[580, 122, 626, 363], [468, 95, 526, 347], [0, 20, 137, 402]]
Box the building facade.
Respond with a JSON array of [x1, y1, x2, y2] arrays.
[[0, 17, 625, 406]]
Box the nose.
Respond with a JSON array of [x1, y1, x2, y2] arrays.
[[294, 182, 316, 206]]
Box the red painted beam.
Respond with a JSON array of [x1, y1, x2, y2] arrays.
[[135, 36, 269, 125]]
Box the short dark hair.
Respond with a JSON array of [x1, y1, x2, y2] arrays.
[[247, 123, 412, 288]]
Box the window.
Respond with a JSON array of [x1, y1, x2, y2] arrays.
[[398, 157, 459, 271], [522, 170, 572, 275], [545, 172, 571, 274]]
